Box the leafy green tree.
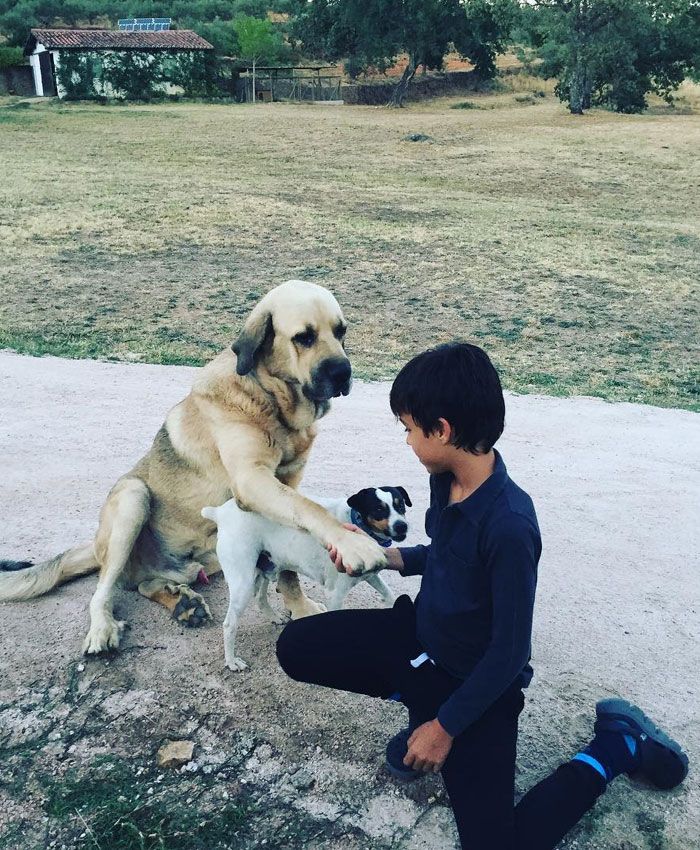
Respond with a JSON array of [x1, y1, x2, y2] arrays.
[[0, 45, 23, 67], [0, 0, 274, 48], [522, 0, 700, 114], [233, 14, 289, 99], [292, 0, 517, 106], [457, 0, 518, 78]]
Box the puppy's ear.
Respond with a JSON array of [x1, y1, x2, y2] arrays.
[[396, 486, 412, 507], [232, 308, 273, 376], [347, 489, 370, 511]]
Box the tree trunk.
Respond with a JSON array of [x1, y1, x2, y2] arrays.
[[388, 55, 417, 108], [569, 1, 589, 115], [568, 52, 587, 114], [252, 58, 256, 103], [582, 70, 592, 110]]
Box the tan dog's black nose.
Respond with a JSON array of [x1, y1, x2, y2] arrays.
[[324, 358, 352, 395]]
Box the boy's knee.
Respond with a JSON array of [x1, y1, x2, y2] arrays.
[[275, 620, 307, 680]]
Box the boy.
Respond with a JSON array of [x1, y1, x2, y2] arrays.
[[276, 342, 688, 850]]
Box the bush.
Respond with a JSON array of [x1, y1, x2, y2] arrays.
[[55, 50, 222, 101], [0, 46, 24, 69]]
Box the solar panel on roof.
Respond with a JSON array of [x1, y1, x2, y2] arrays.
[[118, 17, 172, 31]]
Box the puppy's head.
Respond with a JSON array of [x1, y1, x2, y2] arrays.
[[232, 280, 351, 403], [347, 486, 411, 543]]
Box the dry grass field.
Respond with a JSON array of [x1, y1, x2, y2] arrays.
[[1, 81, 698, 408]]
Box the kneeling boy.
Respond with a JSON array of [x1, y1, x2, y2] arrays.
[[276, 342, 688, 850]]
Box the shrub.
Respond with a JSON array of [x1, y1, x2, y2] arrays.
[[0, 46, 24, 69]]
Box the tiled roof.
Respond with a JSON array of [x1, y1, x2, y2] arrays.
[[29, 28, 214, 50]]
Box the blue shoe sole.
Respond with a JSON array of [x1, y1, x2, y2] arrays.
[[385, 760, 422, 782], [595, 698, 689, 789], [385, 727, 422, 782]]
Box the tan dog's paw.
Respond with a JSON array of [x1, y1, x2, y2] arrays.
[[290, 599, 327, 620], [82, 617, 127, 655], [332, 530, 387, 576], [270, 609, 291, 625], [169, 585, 212, 628]]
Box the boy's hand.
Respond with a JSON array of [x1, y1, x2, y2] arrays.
[[403, 719, 454, 774]]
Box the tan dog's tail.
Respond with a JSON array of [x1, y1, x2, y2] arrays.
[[0, 543, 98, 601]]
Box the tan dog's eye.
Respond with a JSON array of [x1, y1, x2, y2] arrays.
[[293, 330, 316, 348], [333, 324, 347, 341]]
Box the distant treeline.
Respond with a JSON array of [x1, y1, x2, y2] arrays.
[[2, 1, 699, 113], [0, 0, 295, 53]]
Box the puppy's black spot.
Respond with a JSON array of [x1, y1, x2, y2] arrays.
[[380, 486, 412, 510], [348, 488, 389, 522], [0, 560, 34, 572]]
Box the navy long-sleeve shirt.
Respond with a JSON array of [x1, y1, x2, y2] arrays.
[[398, 450, 541, 738]]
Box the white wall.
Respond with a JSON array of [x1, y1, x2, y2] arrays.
[[28, 43, 46, 96]]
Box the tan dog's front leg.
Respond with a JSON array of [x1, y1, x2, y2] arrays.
[[277, 570, 327, 620], [138, 578, 212, 627], [220, 439, 387, 575]]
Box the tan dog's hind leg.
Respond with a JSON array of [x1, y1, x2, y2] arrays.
[[277, 570, 326, 620], [138, 574, 212, 627], [83, 478, 150, 655], [255, 574, 289, 624]]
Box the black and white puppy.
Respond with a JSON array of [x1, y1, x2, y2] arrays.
[[202, 486, 411, 671]]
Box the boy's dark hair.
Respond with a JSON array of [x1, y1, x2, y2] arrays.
[[389, 342, 505, 454]]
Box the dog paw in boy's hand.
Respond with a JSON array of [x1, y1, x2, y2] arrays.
[[327, 526, 386, 576]]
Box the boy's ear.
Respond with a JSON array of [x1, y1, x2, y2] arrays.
[[436, 417, 452, 444], [396, 486, 412, 507]]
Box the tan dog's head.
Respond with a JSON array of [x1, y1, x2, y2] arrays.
[[232, 280, 351, 402]]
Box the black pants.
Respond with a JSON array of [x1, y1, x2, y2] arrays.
[[276, 596, 606, 850]]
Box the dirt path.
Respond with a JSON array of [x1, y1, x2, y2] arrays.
[[0, 351, 698, 849]]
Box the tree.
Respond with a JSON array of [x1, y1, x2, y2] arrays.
[[0, 0, 278, 49], [291, 0, 517, 107], [233, 14, 288, 101], [457, 0, 519, 78], [521, 0, 700, 114]]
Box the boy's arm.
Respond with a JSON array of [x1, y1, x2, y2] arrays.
[[436, 517, 539, 739]]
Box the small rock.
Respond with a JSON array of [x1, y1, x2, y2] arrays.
[[157, 739, 195, 769], [403, 133, 434, 143], [290, 768, 314, 790]]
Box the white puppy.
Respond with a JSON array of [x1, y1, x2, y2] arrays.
[[202, 486, 411, 671]]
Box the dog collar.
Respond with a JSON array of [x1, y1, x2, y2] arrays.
[[350, 508, 393, 547]]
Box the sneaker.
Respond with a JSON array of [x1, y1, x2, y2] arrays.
[[385, 728, 422, 782], [595, 699, 689, 790]]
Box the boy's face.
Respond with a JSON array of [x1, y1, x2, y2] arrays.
[[399, 414, 452, 474]]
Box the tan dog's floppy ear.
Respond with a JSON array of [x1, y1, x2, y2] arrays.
[[232, 309, 273, 376]]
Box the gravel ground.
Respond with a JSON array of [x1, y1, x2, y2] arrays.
[[0, 351, 698, 850]]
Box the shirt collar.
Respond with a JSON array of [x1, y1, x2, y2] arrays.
[[434, 450, 509, 523]]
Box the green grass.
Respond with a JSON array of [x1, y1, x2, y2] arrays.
[[44, 757, 248, 850], [0, 86, 698, 409]]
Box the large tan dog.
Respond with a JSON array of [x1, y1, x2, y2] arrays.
[[0, 280, 386, 654]]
